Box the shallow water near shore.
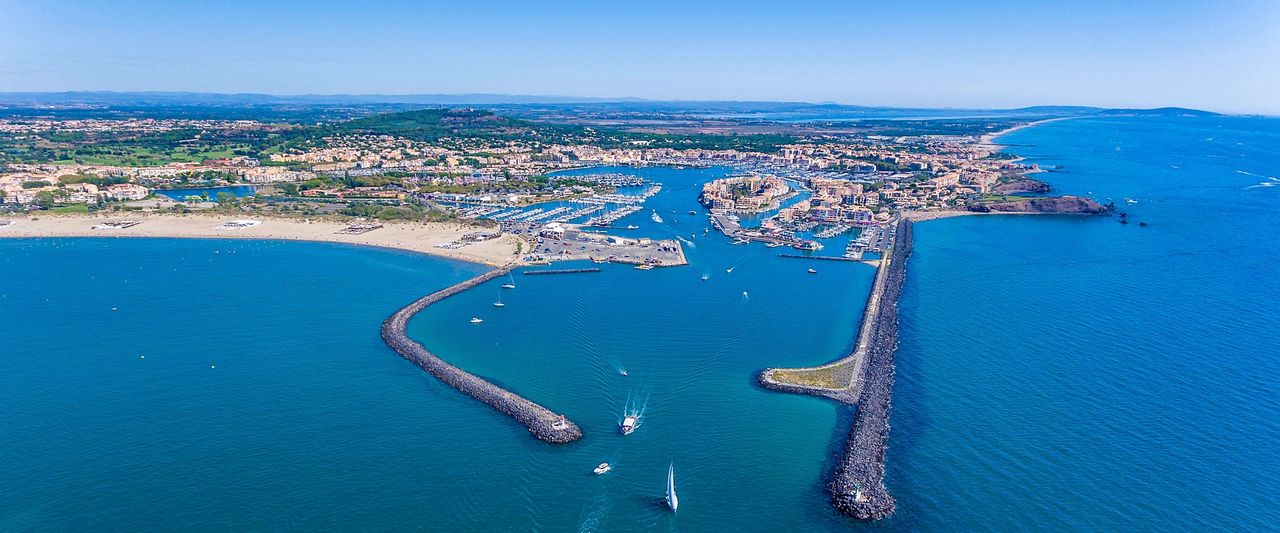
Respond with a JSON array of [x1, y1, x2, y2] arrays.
[[2, 116, 1278, 530]]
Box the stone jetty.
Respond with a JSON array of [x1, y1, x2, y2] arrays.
[[829, 218, 911, 520], [381, 268, 583, 444], [757, 218, 913, 521]]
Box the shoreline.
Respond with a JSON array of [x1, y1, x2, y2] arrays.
[[900, 209, 1096, 222], [0, 213, 522, 267], [978, 116, 1075, 148]]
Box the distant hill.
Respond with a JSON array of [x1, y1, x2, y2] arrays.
[[1097, 107, 1220, 117], [0, 91, 1220, 117]]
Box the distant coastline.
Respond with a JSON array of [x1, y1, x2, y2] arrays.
[[978, 117, 1075, 148], [0, 213, 521, 267]]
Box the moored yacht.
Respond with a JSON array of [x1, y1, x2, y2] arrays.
[[594, 462, 612, 475]]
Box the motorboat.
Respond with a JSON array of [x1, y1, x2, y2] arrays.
[[594, 463, 612, 475], [469, 317, 483, 324], [621, 415, 638, 435]]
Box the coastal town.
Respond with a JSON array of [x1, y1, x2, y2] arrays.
[[0, 110, 1108, 269]]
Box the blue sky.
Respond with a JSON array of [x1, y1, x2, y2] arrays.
[[2, 0, 1278, 113]]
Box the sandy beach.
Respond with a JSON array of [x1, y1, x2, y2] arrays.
[[978, 117, 1075, 148], [0, 213, 524, 266]]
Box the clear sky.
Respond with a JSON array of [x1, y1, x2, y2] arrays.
[[2, 0, 1278, 113]]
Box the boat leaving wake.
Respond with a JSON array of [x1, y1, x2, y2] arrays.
[[620, 389, 651, 432]]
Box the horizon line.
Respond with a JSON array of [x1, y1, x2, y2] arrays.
[[0, 90, 1254, 116]]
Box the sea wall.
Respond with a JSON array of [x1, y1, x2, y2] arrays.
[[829, 218, 913, 520], [381, 268, 583, 444]]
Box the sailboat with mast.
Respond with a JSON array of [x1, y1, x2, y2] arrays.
[[665, 462, 679, 512], [493, 291, 505, 307], [501, 272, 516, 289]]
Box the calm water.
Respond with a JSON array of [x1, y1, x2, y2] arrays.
[[154, 185, 258, 201], [889, 116, 1280, 530], [2, 116, 1278, 530]]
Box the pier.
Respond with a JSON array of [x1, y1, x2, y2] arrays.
[[777, 254, 862, 262], [758, 218, 913, 520], [522, 268, 602, 275], [381, 268, 583, 444]]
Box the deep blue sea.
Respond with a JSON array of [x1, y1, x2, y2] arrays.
[[2, 116, 1277, 530]]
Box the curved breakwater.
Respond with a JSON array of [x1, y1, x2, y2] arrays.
[[381, 267, 583, 444], [829, 219, 912, 520]]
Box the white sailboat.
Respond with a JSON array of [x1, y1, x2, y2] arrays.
[[493, 292, 505, 307], [666, 462, 679, 512], [501, 273, 516, 289]]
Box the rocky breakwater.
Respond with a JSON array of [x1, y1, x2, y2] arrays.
[[829, 218, 913, 521], [381, 268, 583, 444], [970, 195, 1114, 214]]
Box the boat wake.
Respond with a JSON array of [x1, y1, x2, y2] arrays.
[[1244, 176, 1279, 189], [621, 389, 651, 430], [577, 495, 611, 533]]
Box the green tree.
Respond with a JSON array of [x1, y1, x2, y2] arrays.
[[34, 190, 55, 209]]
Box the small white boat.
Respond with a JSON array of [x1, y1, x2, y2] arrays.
[[470, 317, 483, 324], [501, 273, 516, 289], [625, 225, 639, 230], [651, 210, 664, 223], [701, 274, 709, 281], [666, 462, 679, 512], [634, 264, 654, 270], [493, 293, 505, 307], [742, 291, 749, 298], [621, 415, 638, 435], [726, 267, 735, 273], [594, 463, 612, 475], [808, 268, 817, 274], [619, 369, 628, 377]]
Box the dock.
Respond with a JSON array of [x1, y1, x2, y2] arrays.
[[522, 268, 602, 275], [777, 254, 862, 262], [381, 268, 582, 444]]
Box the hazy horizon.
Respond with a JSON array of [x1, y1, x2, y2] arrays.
[[2, 0, 1278, 114]]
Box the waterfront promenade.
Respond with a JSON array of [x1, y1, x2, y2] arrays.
[[381, 268, 583, 444]]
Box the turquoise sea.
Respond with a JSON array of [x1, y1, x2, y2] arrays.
[[2, 116, 1278, 530]]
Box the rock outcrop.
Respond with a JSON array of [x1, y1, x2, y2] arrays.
[[971, 195, 1113, 214]]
